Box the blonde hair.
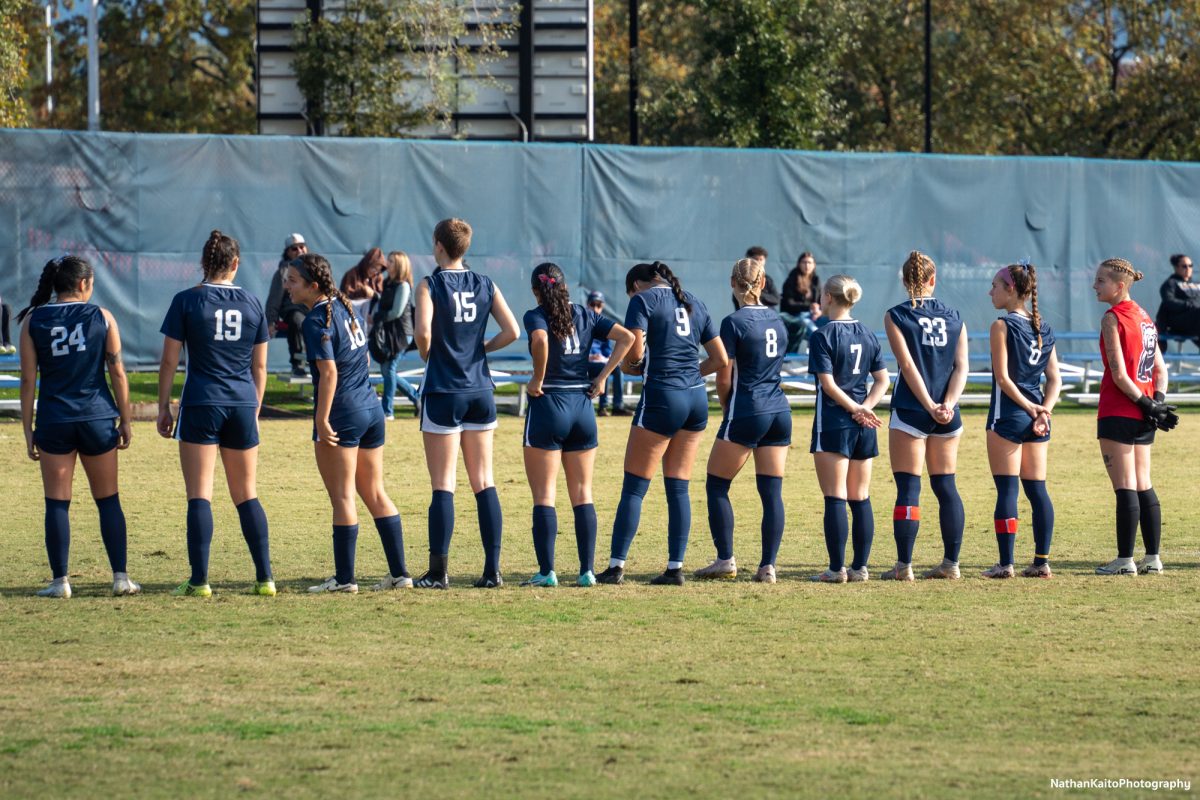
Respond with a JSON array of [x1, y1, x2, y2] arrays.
[[1100, 257, 1144, 284], [731, 257, 765, 303], [824, 274, 862, 307], [902, 250, 936, 306], [387, 250, 412, 286]]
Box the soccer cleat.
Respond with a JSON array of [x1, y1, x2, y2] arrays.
[[649, 567, 685, 586], [112, 574, 141, 596], [752, 564, 777, 583], [291, 364, 308, 378], [982, 563, 1015, 579], [577, 570, 596, 587], [920, 560, 961, 580], [251, 580, 277, 596], [847, 566, 869, 582], [1137, 555, 1164, 575], [810, 568, 848, 583], [472, 573, 503, 589], [693, 557, 737, 581], [37, 579, 71, 599], [597, 407, 611, 417], [521, 571, 559, 588], [172, 580, 213, 597], [1021, 563, 1053, 579], [596, 565, 625, 585], [306, 576, 359, 594], [415, 554, 450, 590], [881, 562, 915, 582], [1095, 558, 1138, 576], [0, 344, 16, 355], [371, 573, 414, 591]]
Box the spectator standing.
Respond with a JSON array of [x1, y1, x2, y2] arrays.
[[265, 233, 310, 376], [341, 247, 386, 325], [586, 291, 629, 416], [1155, 253, 1200, 345], [372, 251, 421, 419], [0, 293, 15, 354]]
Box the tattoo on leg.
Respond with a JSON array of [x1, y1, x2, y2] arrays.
[[1102, 453, 1112, 469]]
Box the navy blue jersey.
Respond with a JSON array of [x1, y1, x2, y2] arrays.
[[160, 284, 270, 407], [809, 319, 887, 431], [886, 298, 965, 411], [624, 286, 718, 390], [524, 303, 614, 391], [302, 299, 379, 422], [720, 305, 789, 419], [423, 268, 496, 394], [988, 312, 1056, 420], [28, 302, 117, 424]]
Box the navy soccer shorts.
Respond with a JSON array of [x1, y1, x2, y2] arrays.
[[420, 390, 498, 435], [35, 418, 119, 456], [632, 384, 709, 437], [810, 425, 879, 460], [988, 414, 1050, 444], [523, 391, 598, 451], [716, 410, 792, 448], [176, 406, 260, 449], [889, 406, 963, 439], [313, 404, 386, 449]]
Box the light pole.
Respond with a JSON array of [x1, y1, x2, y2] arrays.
[[923, 0, 932, 153], [86, 0, 99, 131]]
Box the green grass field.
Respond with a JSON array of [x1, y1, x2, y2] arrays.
[[1, 411, 1197, 798]]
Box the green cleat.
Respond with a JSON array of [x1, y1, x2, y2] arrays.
[[251, 580, 277, 597], [172, 581, 213, 598], [577, 570, 597, 588], [521, 571, 559, 588]]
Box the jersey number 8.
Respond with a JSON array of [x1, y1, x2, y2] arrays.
[[918, 317, 948, 347], [213, 309, 243, 341], [764, 328, 778, 357], [50, 323, 86, 356]]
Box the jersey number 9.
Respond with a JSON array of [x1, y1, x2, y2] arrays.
[[452, 292, 478, 323], [213, 309, 243, 342], [918, 317, 948, 347], [675, 307, 691, 337]]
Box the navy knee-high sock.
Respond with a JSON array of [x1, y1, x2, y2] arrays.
[[705, 474, 734, 561], [664, 478, 691, 566], [823, 496, 849, 571], [236, 498, 272, 581], [531, 505, 557, 574], [186, 498, 214, 585], [992, 475, 1020, 566], [332, 524, 358, 584], [428, 490, 454, 556], [94, 493, 127, 573], [930, 474, 965, 563], [892, 473, 921, 564], [373, 514, 407, 578], [610, 472, 651, 562], [756, 475, 785, 568], [475, 487, 503, 576], [1115, 489, 1139, 559], [1021, 479, 1054, 565], [45, 498, 71, 580], [1138, 488, 1161, 556], [573, 503, 597, 574], [849, 498, 873, 571]]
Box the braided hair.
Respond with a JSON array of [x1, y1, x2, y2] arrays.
[[531, 262, 574, 342], [201, 229, 239, 283], [296, 253, 359, 341], [18, 255, 94, 322], [1004, 262, 1044, 348], [625, 261, 692, 314], [902, 250, 936, 307], [1100, 257, 1144, 284], [730, 257, 765, 305]]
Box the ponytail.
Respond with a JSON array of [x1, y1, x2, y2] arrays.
[[730, 257, 765, 305], [531, 262, 574, 342], [1006, 261, 1043, 348], [902, 250, 935, 307], [18, 255, 94, 322], [297, 253, 359, 341], [1101, 257, 1144, 284], [201, 230, 239, 282], [625, 261, 691, 314]]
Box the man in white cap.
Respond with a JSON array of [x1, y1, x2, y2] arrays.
[[265, 233, 310, 376]]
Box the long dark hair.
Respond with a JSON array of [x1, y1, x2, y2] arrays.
[[625, 261, 691, 314], [202, 230, 239, 282], [1004, 261, 1044, 348], [531, 262, 573, 342], [294, 253, 359, 340], [18, 255, 94, 322]]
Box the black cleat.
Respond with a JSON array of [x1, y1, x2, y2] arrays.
[[649, 568, 685, 586], [472, 572, 503, 589], [415, 554, 449, 589], [291, 364, 308, 378], [596, 565, 625, 585]]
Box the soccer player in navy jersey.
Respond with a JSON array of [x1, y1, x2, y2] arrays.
[[598, 262, 728, 586], [985, 262, 1061, 578], [280, 254, 410, 594], [882, 251, 970, 581], [413, 218, 520, 589], [19, 255, 138, 598], [520, 263, 633, 587], [157, 231, 275, 597], [694, 258, 790, 584], [807, 275, 890, 583]]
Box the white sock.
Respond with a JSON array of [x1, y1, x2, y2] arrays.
[[667, 560, 683, 570], [609, 558, 625, 569]]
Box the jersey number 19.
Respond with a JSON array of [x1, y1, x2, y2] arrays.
[[213, 309, 243, 341]]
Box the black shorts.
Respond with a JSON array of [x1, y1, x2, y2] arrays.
[[1097, 416, 1156, 446]]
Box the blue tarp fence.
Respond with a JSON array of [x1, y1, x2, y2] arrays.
[[1, 128, 1197, 368]]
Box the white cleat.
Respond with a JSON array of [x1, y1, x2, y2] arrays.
[[307, 576, 359, 594], [1137, 555, 1164, 575], [810, 568, 848, 583], [693, 557, 737, 580], [881, 562, 914, 582], [847, 566, 869, 582], [112, 573, 142, 596], [1095, 558, 1138, 576], [981, 563, 1015, 579], [751, 564, 776, 584], [37, 579, 71, 599], [371, 574, 414, 590]]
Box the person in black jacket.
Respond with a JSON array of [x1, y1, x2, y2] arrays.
[[265, 233, 310, 376], [731, 246, 780, 311], [1155, 254, 1200, 344], [779, 251, 823, 353]]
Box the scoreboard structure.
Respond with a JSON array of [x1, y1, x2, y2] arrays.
[[256, 0, 594, 141]]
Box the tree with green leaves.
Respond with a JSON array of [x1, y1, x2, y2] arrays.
[[291, 0, 515, 137], [0, 0, 33, 128]]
